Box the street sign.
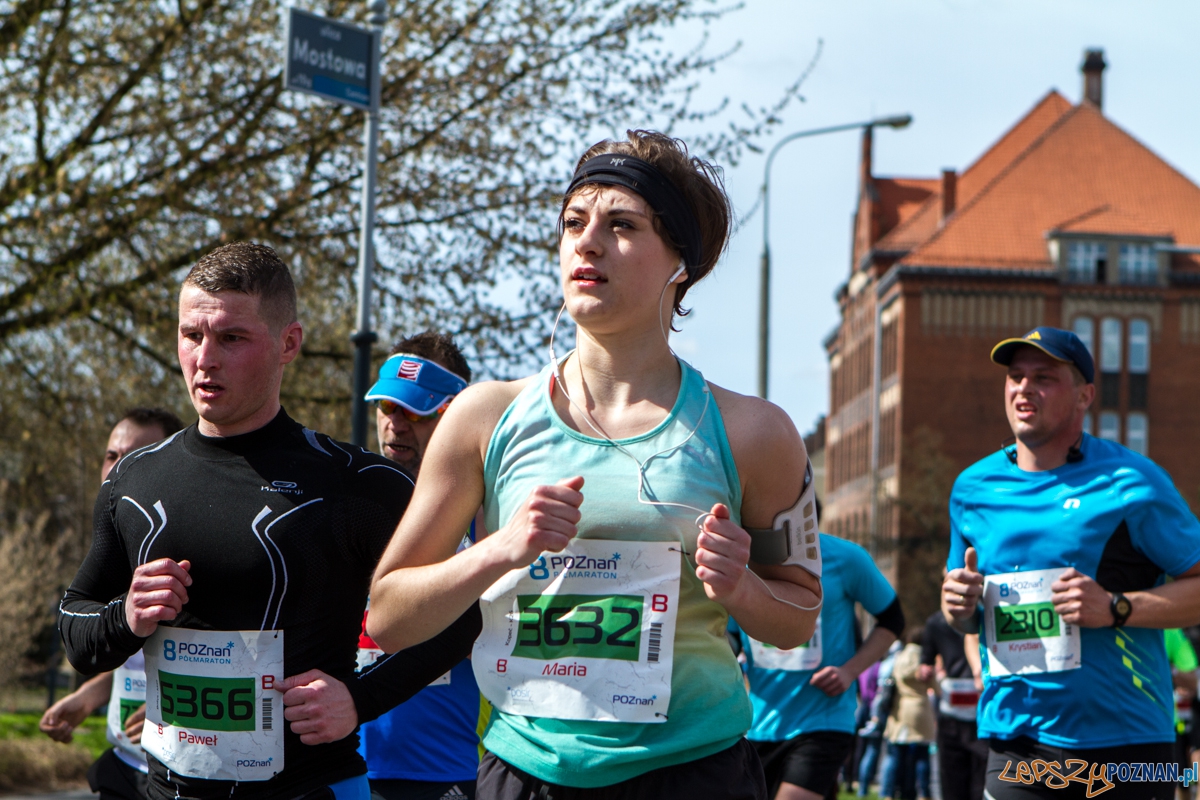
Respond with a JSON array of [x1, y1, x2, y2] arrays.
[[284, 7, 378, 111]]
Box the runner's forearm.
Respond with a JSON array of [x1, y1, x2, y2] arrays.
[[368, 536, 518, 652], [72, 672, 116, 714], [1126, 574, 1200, 628], [726, 566, 820, 649], [841, 625, 898, 682]]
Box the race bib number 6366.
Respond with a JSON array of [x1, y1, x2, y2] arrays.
[[143, 629, 284, 782]]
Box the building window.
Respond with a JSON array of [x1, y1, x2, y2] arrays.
[[1128, 318, 1149, 410], [1099, 317, 1121, 408], [1083, 413, 1093, 437], [1067, 241, 1107, 283], [1126, 412, 1148, 455], [1100, 317, 1122, 371], [1099, 411, 1120, 442], [1119, 244, 1157, 285], [1072, 316, 1095, 359]]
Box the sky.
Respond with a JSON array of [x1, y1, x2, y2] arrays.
[[661, 0, 1200, 437]]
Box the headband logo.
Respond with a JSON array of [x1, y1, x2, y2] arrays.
[[397, 360, 423, 381], [609, 157, 626, 166]]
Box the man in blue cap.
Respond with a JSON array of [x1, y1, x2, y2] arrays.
[[941, 326, 1200, 799], [358, 332, 487, 800]]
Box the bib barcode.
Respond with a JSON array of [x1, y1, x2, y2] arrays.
[[647, 622, 662, 663], [262, 697, 272, 731]]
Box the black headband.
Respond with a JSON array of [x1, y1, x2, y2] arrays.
[[565, 154, 704, 270]]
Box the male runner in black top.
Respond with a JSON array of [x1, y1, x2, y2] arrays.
[[59, 243, 480, 800], [918, 610, 986, 800]]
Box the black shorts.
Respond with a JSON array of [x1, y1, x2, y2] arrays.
[[753, 732, 855, 797], [985, 737, 1177, 800], [371, 780, 476, 800], [86, 749, 149, 800], [475, 739, 766, 800]]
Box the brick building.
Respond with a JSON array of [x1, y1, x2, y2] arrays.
[[822, 51, 1200, 609]]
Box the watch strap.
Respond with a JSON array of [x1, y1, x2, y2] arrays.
[[1110, 592, 1132, 628]]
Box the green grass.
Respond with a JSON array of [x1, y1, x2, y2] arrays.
[[0, 712, 110, 760]]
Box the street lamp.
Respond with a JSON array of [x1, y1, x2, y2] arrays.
[[756, 114, 912, 399]]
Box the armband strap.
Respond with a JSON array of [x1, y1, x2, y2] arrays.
[[746, 460, 821, 577]]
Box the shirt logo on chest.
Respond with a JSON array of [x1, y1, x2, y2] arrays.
[[261, 480, 303, 496], [1063, 498, 1081, 510]]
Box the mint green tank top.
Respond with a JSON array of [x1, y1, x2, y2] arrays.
[[481, 356, 753, 787]]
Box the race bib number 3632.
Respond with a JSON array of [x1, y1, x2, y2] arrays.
[[473, 540, 680, 723], [143, 629, 284, 781], [983, 569, 1080, 676]]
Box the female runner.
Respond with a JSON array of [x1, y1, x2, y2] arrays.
[[368, 131, 821, 800]]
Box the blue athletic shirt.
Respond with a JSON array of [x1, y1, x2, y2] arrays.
[[948, 433, 1200, 749], [356, 659, 489, 782], [732, 533, 897, 739]]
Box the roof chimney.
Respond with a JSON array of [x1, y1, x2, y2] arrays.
[[940, 168, 957, 224], [1082, 48, 1106, 110], [859, 125, 873, 197]]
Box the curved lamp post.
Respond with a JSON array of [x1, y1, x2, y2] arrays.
[[757, 114, 912, 399]]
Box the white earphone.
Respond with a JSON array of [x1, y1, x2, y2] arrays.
[[546, 258, 821, 613]]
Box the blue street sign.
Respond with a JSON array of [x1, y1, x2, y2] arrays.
[[284, 7, 378, 111]]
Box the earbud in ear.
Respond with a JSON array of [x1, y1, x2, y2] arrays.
[[668, 264, 686, 285]]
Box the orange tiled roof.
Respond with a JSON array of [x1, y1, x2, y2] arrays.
[[900, 101, 1200, 270], [875, 91, 1074, 253]]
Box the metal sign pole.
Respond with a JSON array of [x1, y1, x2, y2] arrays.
[[349, 2, 387, 447]]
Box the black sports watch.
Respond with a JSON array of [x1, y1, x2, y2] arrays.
[[1110, 592, 1132, 628]]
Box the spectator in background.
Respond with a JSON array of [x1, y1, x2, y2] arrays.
[[880, 627, 936, 800], [855, 659, 886, 798], [918, 609, 987, 800], [40, 408, 184, 800]]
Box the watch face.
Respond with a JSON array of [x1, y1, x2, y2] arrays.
[[1115, 597, 1132, 617]]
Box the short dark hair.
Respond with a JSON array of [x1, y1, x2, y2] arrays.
[[182, 242, 297, 332], [563, 130, 732, 320], [121, 407, 185, 437], [388, 331, 470, 382]]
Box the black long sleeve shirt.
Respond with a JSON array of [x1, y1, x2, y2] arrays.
[[60, 409, 480, 800]]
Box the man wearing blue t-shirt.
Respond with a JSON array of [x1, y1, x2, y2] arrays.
[[732, 504, 905, 800], [942, 327, 1200, 799], [357, 332, 489, 800]]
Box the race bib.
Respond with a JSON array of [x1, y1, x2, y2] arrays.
[[983, 569, 1080, 676], [107, 652, 147, 764], [142, 629, 284, 781], [473, 539, 680, 723], [938, 677, 979, 721], [747, 616, 822, 671]]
